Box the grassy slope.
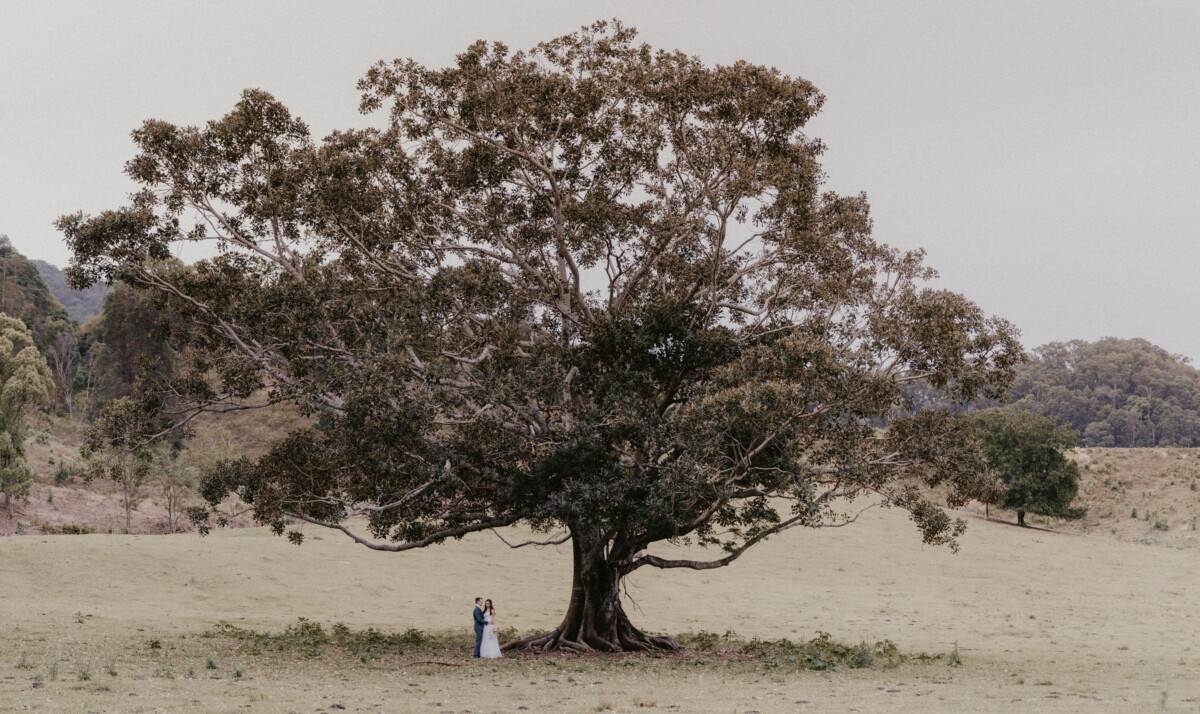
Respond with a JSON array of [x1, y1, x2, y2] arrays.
[[980, 447, 1200, 548], [1, 403, 303, 536]]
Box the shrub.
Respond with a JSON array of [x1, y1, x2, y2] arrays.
[[737, 632, 904, 671], [947, 643, 962, 667], [847, 642, 875, 669], [208, 619, 440, 661]]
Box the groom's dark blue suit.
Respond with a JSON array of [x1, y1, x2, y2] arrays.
[[472, 605, 486, 657]]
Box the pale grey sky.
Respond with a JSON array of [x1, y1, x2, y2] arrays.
[[2, 1, 1198, 357]]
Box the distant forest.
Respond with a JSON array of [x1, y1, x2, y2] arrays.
[[1006, 338, 1200, 447], [33, 258, 107, 323], [0, 235, 168, 417]]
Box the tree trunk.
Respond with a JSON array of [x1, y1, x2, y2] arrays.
[[123, 477, 133, 533], [504, 531, 679, 654], [1017, 510, 1026, 527]]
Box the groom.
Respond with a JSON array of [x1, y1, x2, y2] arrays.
[[472, 596, 485, 658]]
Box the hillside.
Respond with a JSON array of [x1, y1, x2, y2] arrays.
[[0, 402, 304, 536], [32, 258, 107, 323], [942, 447, 1200, 548], [7, 393, 1200, 550], [1062, 447, 1200, 546], [0, 235, 68, 347]]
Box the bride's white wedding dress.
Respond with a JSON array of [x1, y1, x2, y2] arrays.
[[480, 612, 502, 659]]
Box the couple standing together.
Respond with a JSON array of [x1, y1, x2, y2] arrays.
[[472, 596, 501, 659]]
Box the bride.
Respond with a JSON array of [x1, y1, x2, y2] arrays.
[[480, 599, 502, 659]]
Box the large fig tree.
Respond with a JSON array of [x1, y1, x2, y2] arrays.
[[60, 21, 1021, 652]]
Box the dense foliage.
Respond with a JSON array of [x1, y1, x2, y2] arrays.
[[0, 315, 55, 512], [60, 22, 1020, 652], [0, 236, 70, 351], [970, 408, 1081, 526], [1008, 338, 1200, 447], [81, 281, 176, 406]]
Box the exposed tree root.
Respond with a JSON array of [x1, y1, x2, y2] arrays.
[[502, 624, 680, 655]]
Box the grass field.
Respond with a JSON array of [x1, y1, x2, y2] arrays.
[[3, 499, 1198, 713]]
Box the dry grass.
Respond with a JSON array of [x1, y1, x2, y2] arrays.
[[975, 447, 1200, 548], [4, 499, 1200, 712]]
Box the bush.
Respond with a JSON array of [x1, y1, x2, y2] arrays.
[[53, 463, 71, 484], [208, 619, 440, 661], [722, 631, 903, 671]]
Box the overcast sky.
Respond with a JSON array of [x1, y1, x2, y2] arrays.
[[2, 1, 1198, 357]]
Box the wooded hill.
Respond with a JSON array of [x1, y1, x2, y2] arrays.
[[0, 235, 69, 350], [33, 258, 107, 323], [1008, 338, 1200, 447]]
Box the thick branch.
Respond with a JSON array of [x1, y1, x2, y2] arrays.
[[285, 511, 520, 552]]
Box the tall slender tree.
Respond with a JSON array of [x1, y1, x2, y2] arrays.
[[60, 21, 1021, 652], [82, 395, 165, 532], [44, 317, 81, 419]]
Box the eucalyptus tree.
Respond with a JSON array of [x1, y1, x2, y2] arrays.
[[0, 315, 54, 513], [44, 317, 80, 418], [60, 21, 1020, 652], [82, 395, 164, 532]]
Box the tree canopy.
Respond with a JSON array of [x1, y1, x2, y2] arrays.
[[1008, 338, 1200, 447], [0, 314, 54, 512], [970, 408, 1081, 527], [81, 280, 177, 406], [0, 236, 70, 351], [60, 21, 1021, 652]]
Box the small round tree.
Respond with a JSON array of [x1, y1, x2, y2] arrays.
[[970, 408, 1082, 527], [59, 21, 1021, 652], [0, 314, 54, 513]]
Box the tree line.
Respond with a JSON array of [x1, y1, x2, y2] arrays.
[[0, 236, 173, 421], [1007, 338, 1200, 447]]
